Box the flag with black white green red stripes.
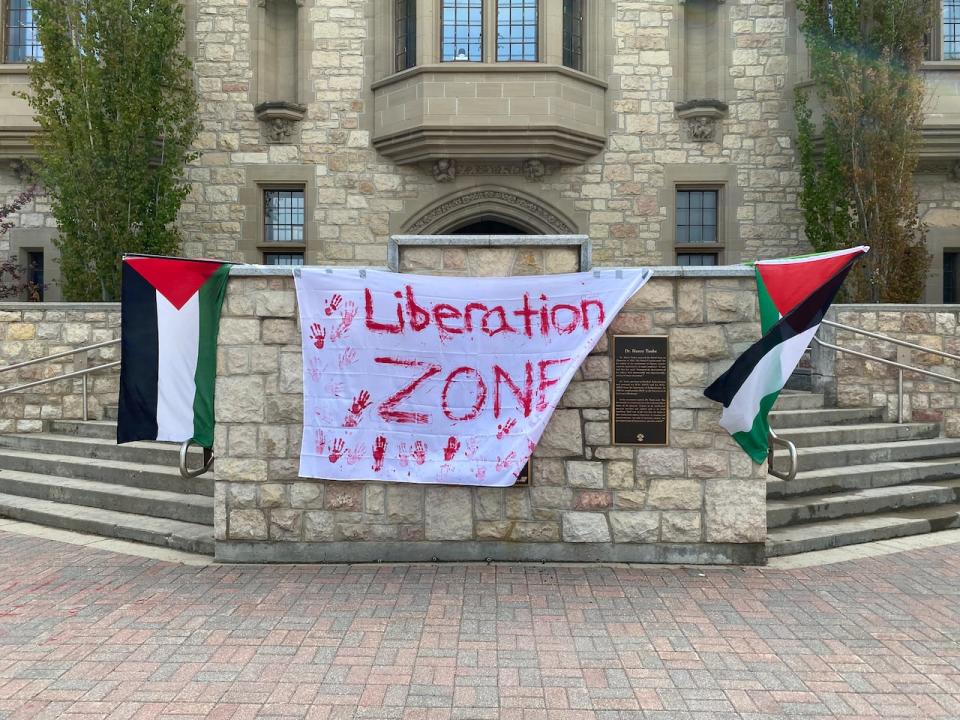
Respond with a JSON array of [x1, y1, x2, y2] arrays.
[[704, 247, 869, 462], [117, 255, 231, 449]]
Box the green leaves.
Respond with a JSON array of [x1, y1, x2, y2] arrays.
[[795, 0, 934, 302], [25, 0, 198, 300]]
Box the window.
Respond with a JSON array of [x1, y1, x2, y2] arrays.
[[441, 0, 482, 62], [264, 189, 304, 243], [496, 0, 537, 62], [5, 0, 42, 63], [926, 2, 960, 61], [262, 188, 305, 264], [395, 0, 416, 71], [562, 0, 583, 70], [677, 253, 718, 266], [264, 252, 305, 266], [675, 187, 722, 264], [945, 0, 960, 59], [945, 252, 958, 303]]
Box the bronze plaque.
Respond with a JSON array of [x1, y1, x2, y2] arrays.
[[611, 335, 669, 445]]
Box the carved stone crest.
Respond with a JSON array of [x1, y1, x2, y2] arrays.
[[432, 158, 457, 183]]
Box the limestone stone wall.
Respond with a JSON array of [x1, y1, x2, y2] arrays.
[[183, 0, 805, 267], [213, 266, 768, 565], [0, 302, 120, 430], [815, 305, 960, 435]]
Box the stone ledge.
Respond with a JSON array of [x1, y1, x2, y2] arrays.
[[227, 264, 756, 278], [215, 540, 766, 565], [0, 302, 121, 310]]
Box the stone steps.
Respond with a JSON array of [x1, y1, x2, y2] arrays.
[[0, 418, 214, 555], [766, 502, 960, 557], [0, 492, 213, 555], [773, 392, 825, 411], [768, 406, 884, 429], [0, 432, 183, 466], [767, 458, 960, 499], [776, 422, 940, 448], [767, 391, 960, 558], [0, 468, 213, 525], [773, 438, 960, 472], [0, 447, 213, 496], [767, 478, 960, 529]]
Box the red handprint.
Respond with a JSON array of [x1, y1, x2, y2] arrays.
[[325, 380, 345, 397], [496, 452, 517, 471], [328, 438, 345, 463], [338, 347, 358, 369], [474, 465, 487, 482], [464, 437, 480, 458], [324, 293, 343, 316], [346, 443, 365, 466], [344, 390, 371, 428], [412, 441, 427, 465], [331, 301, 357, 341], [372, 436, 387, 472], [307, 358, 323, 383], [309, 323, 326, 350], [496, 418, 517, 440], [397, 443, 409, 467], [314, 429, 326, 455], [443, 436, 461, 461]]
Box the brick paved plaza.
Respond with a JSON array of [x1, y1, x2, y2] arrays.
[[0, 529, 958, 720]]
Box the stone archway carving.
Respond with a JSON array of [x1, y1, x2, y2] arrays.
[[402, 185, 578, 235]]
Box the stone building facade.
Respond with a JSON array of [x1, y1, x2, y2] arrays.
[[0, 0, 957, 300]]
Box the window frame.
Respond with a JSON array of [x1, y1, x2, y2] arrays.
[[562, 0, 584, 71], [2, 0, 42, 65], [440, 0, 485, 63], [259, 184, 307, 263], [495, 0, 539, 63], [926, 1, 960, 62], [673, 184, 724, 265], [394, 0, 416, 72]]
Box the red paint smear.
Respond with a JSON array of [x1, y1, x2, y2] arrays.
[[125, 257, 223, 310]]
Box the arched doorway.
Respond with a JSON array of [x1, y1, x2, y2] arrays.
[[448, 219, 529, 235]]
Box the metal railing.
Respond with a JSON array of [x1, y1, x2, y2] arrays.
[[816, 319, 960, 424], [0, 338, 213, 479], [770, 318, 960, 482], [0, 339, 120, 421]]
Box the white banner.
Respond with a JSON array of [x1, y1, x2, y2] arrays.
[[295, 268, 650, 486]]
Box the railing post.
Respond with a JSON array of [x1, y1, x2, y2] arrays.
[[74, 348, 88, 421], [898, 368, 903, 424]]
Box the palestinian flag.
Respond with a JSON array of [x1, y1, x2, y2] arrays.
[[704, 247, 868, 462], [117, 256, 230, 448]]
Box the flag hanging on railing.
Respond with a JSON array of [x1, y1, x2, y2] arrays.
[[295, 268, 650, 487], [704, 247, 869, 463], [117, 256, 230, 448]]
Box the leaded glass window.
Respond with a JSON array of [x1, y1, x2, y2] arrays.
[[395, 0, 416, 71], [6, 0, 42, 63], [496, 0, 537, 62], [264, 189, 305, 243], [264, 252, 305, 266], [441, 0, 482, 62], [676, 189, 719, 244], [945, 0, 960, 59], [562, 0, 583, 70]]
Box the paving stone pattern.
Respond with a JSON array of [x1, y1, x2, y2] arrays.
[[0, 530, 958, 719]]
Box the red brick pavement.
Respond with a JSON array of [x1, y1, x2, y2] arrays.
[[0, 530, 958, 719]]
